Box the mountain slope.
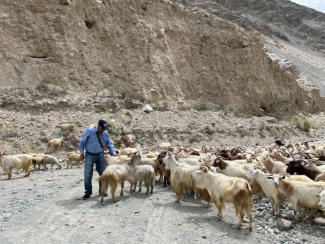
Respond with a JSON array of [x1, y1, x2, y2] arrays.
[[0, 0, 324, 116]]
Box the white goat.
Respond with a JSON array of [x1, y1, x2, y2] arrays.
[[133, 165, 155, 194]]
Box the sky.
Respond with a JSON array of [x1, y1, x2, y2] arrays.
[[290, 0, 325, 13]]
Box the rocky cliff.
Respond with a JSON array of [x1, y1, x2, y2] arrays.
[[0, 0, 324, 116]]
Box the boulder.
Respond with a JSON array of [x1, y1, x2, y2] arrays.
[[143, 104, 153, 113], [276, 218, 293, 230], [60, 0, 71, 5], [313, 217, 325, 226]]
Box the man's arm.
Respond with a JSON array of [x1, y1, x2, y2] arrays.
[[79, 129, 90, 155], [105, 134, 116, 156]]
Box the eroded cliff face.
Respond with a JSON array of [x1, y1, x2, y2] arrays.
[[0, 0, 324, 115], [178, 0, 325, 53]]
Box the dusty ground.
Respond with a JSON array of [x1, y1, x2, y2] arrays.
[[1, 166, 325, 244]]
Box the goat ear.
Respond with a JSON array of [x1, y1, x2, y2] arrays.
[[266, 174, 273, 179], [202, 166, 208, 173]]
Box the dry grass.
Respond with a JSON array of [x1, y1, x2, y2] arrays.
[[291, 116, 316, 133], [36, 73, 68, 96], [192, 103, 209, 111]]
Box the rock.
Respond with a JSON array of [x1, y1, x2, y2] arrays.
[[284, 212, 295, 220], [313, 217, 325, 226], [143, 104, 153, 113], [257, 206, 264, 212], [264, 213, 272, 220], [276, 218, 293, 230], [60, 0, 71, 5]]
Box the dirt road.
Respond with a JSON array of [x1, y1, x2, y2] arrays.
[[0, 168, 262, 244], [2, 165, 325, 243]]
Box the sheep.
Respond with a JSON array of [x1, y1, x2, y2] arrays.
[[159, 142, 171, 151], [212, 158, 263, 197], [142, 152, 158, 159], [133, 165, 155, 194], [272, 152, 292, 165], [46, 138, 63, 152], [71, 135, 80, 147], [318, 165, 325, 171], [318, 189, 325, 213], [286, 160, 323, 180], [288, 175, 315, 183], [213, 158, 249, 177], [161, 164, 171, 187], [157, 152, 170, 186], [163, 153, 200, 202], [105, 154, 131, 165], [0, 154, 34, 179], [120, 148, 138, 155], [29, 153, 47, 170], [246, 168, 285, 216], [98, 153, 141, 203], [259, 156, 287, 174], [42, 155, 62, 170], [271, 176, 325, 220], [137, 157, 162, 181], [121, 137, 136, 148], [315, 146, 325, 158], [177, 157, 203, 166], [31, 156, 45, 170], [315, 172, 325, 182], [67, 152, 83, 168], [108, 119, 116, 130], [191, 166, 253, 231]]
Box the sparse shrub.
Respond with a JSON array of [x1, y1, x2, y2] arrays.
[[177, 104, 189, 111], [139, 96, 146, 103], [291, 116, 315, 133], [189, 135, 199, 144], [95, 105, 107, 113], [36, 73, 68, 96], [119, 87, 141, 100], [57, 124, 75, 136], [1, 124, 17, 138], [192, 103, 209, 111], [162, 100, 169, 109], [204, 126, 214, 135]]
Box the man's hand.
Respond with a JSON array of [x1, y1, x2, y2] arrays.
[[80, 154, 85, 161]]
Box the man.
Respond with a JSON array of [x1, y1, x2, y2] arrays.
[[79, 120, 117, 200]]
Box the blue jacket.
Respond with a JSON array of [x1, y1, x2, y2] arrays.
[[79, 127, 116, 155]]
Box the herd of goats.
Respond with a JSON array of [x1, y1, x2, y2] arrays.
[[1, 138, 325, 231]]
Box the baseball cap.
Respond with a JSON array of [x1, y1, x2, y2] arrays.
[[98, 120, 109, 131]]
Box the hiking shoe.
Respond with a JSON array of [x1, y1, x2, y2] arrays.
[[82, 194, 91, 200]]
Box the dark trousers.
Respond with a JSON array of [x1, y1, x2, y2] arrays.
[[84, 152, 107, 195]]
